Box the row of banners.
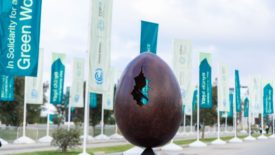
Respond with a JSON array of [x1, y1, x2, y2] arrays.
[[0, 0, 274, 118], [0, 0, 115, 111], [172, 40, 275, 118]]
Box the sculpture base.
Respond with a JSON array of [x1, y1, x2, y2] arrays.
[[14, 136, 35, 144], [257, 135, 267, 140], [110, 133, 123, 139], [141, 148, 155, 155], [229, 137, 243, 143], [211, 138, 226, 145], [38, 135, 53, 143], [78, 151, 90, 155], [94, 134, 110, 141], [161, 142, 183, 151], [123, 146, 144, 155], [189, 140, 207, 147], [0, 138, 8, 145], [269, 134, 275, 139], [244, 135, 256, 141]]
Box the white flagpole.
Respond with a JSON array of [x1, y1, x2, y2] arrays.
[[183, 113, 186, 133], [46, 113, 50, 137], [225, 115, 228, 132], [244, 94, 255, 141], [14, 79, 35, 144], [190, 113, 193, 133], [229, 90, 242, 143], [67, 102, 72, 130], [189, 90, 206, 147]]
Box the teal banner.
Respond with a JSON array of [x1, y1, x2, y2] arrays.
[[90, 92, 97, 108], [192, 89, 198, 111], [50, 59, 65, 105], [244, 97, 249, 117], [263, 84, 273, 116], [227, 92, 233, 118], [199, 59, 212, 109], [0, 75, 14, 101], [235, 70, 241, 112], [140, 21, 158, 54], [0, 0, 42, 76]]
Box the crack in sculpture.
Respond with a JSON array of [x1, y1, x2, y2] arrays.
[[131, 68, 150, 106]]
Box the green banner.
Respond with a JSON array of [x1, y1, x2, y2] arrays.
[[50, 58, 65, 105], [192, 89, 198, 111], [244, 97, 249, 117], [0, 0, 42, 76], [227, 91, 234, 118], [140, 21, 159, 54], [199, 53, 212, 109], [90, 92, 97, 109], [235, 70, 241, 112], [0, 75, 14, 101], [263, 83, 273, 116]]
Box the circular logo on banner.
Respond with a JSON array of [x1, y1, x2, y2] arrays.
[[31, 89, 38, 99], [95, 68, 103, 85], [74, 95, 80, 103]]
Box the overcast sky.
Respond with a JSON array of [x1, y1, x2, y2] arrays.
[[40, 0, 275, 89]]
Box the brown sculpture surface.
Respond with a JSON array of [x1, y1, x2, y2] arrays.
[[114, 52, 182, 150]]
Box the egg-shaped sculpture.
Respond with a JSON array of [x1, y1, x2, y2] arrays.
[[114, 52, 182, 149]]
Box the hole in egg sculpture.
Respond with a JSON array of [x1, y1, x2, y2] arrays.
[[131, 69, 150, 106]]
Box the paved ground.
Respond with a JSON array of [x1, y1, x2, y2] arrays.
[[0, 132, 260, 155]]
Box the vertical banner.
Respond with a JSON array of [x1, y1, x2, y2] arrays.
[[235, 70, 241, 112], [140, 21, 159, 54], [90, 92, 97, 108], [103, 69, 114, 110], [244, 97, 249, 117], [172, 40, 192, 115], [227, 90, 234, 118], [192, 88, 198, 111], [199, 52, 212, 109], [0, 75, 14, 101], [218, 64, 229, 112], [70, 58, 84, 108], [88, 0, 113, 94], [249, 77, 262, 115], [50, 53, 65, 105], [263, 83, 273, 116], [25, 49, 44, 104], [0, 0, 42, 76]]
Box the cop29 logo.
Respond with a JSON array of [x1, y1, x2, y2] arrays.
[[95, 68, 103, 85]]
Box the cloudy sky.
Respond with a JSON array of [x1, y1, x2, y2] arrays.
[[40, 0, 275, 88]]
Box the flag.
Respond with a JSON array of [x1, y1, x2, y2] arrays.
[[88, 0, 113, 94], [199, 52, 212, 109], [50, 53, 65, 105], [244, 97, 249, 117], [218, 64, 229, 112], [0, 75, 14, 101], [263, 83, 273, 116], [90, 92, 97, 108], [235, 70, 241, 112], [103, 69, 115, 110], [172, 40, 192, 115], [70, 58, 84, 108], [25, 49, 44, 104], [140, 21, 159, 54], [227, 91, 234, 118], [249, 77, 262, 115], [192, 88, 198, 111], [0, 0, 42, 76]]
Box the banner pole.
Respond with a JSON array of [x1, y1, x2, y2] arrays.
[[68, 101, 72, 131], [183, 113, 186, 133], [197, 94, 200, 141], [217, 107, 220, 139], [225, 115, 228, 132], [46, 113, 50, 136], [23, 78, 27, 138], [190, 113, 193, 133], [101, 103, 104, 135]]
